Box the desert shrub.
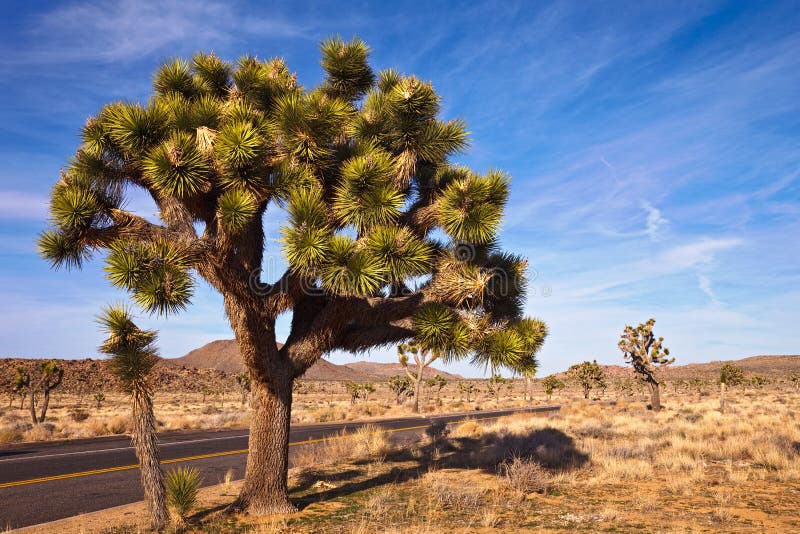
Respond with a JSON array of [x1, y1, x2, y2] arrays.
[[201, 404, 220, 415], [350, 424, 392, 459], [69, 406, 90, 422], [166, 467, 202, 523], [452, 420, 483, 439], [106, 416, 131, 434], [0, 425, 23, 444], [500, 455, 550, 496], [422, 470, 485, 511]]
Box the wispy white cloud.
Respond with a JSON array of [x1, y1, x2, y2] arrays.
[[697, 273, 715, 302], [11, 0, 312, 65], [644, 202, 669, 241]]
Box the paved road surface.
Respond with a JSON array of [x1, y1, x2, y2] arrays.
[[0, 405, 558, 530]]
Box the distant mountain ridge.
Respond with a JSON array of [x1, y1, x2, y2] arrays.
[[557, 355, 800, 380], [167, 339, 464, 381]]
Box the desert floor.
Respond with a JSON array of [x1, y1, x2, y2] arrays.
[[11, 383, 800, 533]]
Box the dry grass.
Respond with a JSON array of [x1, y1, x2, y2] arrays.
[[0, 379, 533, 445], [12, 382, 800, 533]]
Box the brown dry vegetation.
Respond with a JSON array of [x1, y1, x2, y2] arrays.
[[0, 376, 521, 444], [24, 383, 800, 533]]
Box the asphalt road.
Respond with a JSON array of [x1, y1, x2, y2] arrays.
[[0, 405, 558, 530]]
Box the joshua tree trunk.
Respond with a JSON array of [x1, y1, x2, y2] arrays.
[[234, 369, 295, 514], [131, 388, 167, 529], [719, 382, 726, 413], [525, 376, 532, 402], [648, 380, 661, 411], [412, 374, 423, 413], [227, 309, 297, 515], [28, 389, 38, 424], [39, 389, 52, 423]]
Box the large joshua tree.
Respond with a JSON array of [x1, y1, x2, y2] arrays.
[[98, 305, 167, 529], [618, 319, 674, 411], [38, 37, 543, 514]]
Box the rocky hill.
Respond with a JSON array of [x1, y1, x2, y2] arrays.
[[166, 339, 462, 380], [0, 357, 238, 395], [344, 361, 463, 381], [556, 355, 800, 380]]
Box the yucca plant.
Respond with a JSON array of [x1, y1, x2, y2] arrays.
[[98, 305, 167, 529], [166, 466, 202, 524], [39, 36, 545, 515]]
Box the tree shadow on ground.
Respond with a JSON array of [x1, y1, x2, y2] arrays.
[[289, 422, 589, 511]]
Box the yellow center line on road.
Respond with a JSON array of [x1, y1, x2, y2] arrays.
[[0, 411, 532, 490]]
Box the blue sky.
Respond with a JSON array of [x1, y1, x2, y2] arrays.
[[0, 0, 798, 377]]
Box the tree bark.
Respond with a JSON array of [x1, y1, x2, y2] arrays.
[[234, 370, 296, 514], [649, 380, 661, 411], [719, 382, 726, 413], [131, 388, 167, 530], [413, 375, 423, 413], [28, 389, 38, 424], [39, 389, 52, 423], [525, 377, 532, 402]]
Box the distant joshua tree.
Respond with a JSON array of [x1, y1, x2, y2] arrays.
[[790, 371, 800, 390], [387, 375, 413, 405], [719, 363, 745, 413], [14, 362, 64, 424], [618, 319, 674, 411], [749, 375, 767, 389], [425, 374, 447, 405], [98, 305, 167, 530], [398, 340, 441, 413], [345, 382, 374, 404], [93, 392, 106, 410], [542, 375, 565, 401], [567, 361, 606, 400], [235, 372, 251, 406], [457, 381, 475, 403], [486, 373, 508, 404]]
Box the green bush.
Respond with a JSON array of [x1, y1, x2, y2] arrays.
[[166, 466, 202, 522]]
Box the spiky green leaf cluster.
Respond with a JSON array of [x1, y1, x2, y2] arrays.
[[97, 304, 159, 392], [438, 170, 508, 244], [320, 36, 375, 101], [143, 131, 209, 197], [105, 240, 193, 315], [217, 189, 257, 231], [412, 303, 470, 359]]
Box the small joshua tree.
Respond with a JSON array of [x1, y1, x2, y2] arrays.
[[457, 381, 475, 402], [426, 374, 447, 405], [93, 392, 106, 410], [749, 375, 767, 389], [567, 360, 606, 400], [542, 375, 565, 401], [719, 363, 744, 413], [387, 375, 413, 405], [789, 371, 800, 390], [398, 340, 440, 413], [98, 305, 167, 530], [14, 362, 64, 424], [345, 382, 374, 404], [486, 373, 508, 405], [618, 319, 673, 411], [235, 371, 251, 406]]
